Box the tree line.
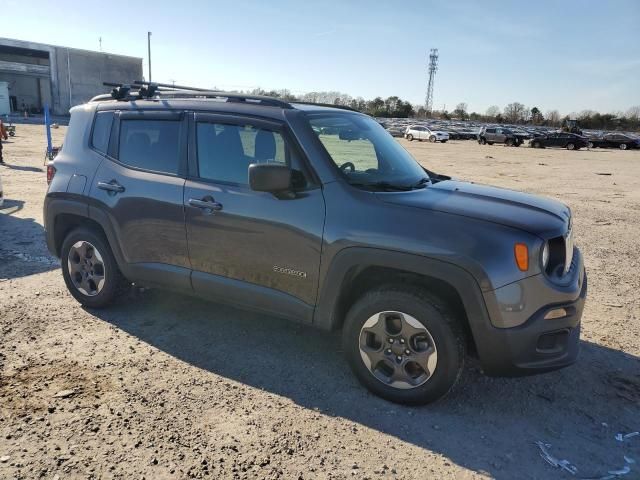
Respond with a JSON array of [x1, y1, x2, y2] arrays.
[[428, 102, 640, 131], [242, 88, 640, 130], [244, 88, 415, 118]]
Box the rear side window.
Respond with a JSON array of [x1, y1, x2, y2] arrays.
[[118, 120, 182, 175], [486, 128, 496, 133], [91, 112, 114, 154], [196, 123, 287, 184]]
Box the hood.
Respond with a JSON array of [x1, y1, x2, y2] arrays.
[[376, 180, 570, 237]]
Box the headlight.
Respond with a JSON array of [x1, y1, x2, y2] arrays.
[[541, 242, 549, 269]]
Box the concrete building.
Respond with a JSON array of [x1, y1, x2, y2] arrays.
[[0, 37, 142, 116]]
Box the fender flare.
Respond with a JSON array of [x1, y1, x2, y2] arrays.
[[44, 195, 131, 277], [313, 247, 493, 339]]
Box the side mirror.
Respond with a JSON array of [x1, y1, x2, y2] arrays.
[[249, 163, 292, 193]]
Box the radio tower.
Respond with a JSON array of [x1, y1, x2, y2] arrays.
[[425, 48, 439, 115]]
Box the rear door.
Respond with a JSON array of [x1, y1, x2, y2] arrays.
[[494, 128, 505, 143], [89, 110, 190, 285], [183, 113, 325, 321]]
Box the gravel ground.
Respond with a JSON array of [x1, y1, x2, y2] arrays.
[[1, 125, 639, 480]]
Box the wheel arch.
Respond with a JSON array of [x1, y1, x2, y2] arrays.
[[314, 248, 491, 354], [45, 197, 127, 273]]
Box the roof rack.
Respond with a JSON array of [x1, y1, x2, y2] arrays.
[[90, 81, 361, 113], [90, 81, 293, 108]]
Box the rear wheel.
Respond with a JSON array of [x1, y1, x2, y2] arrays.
[[532, 140, 541, 148], [620, 143, 628, 150], [566, 143, 575, 150], [588, 142, 595, 148], [342, 286, 465, 405], [61, 228, 125, 308], [506, 138, 514, 147], [479, 137, 487, 145], [406, 134, 414, 141], [487, 141, 494, 145], [429, 135, 437, 143]]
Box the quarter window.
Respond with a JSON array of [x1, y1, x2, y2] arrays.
[[118, 119, 182, 175], [196, 123, 287, 184], [91, 112, 114, 154]]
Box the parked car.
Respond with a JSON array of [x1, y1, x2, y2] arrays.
[[530, 132, 589, 150], [405, 125, 449, 142], [478, 126, 523, 146], [386, 126, 405, 138], [44, 84, 586, 405], [588, 133, 640, 150]]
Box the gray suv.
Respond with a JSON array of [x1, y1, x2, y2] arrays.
[[44, 83, 586, 405], [478, 126, 523, 146]]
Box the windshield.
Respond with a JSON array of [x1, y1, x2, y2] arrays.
[[308, 113, 428, 190]]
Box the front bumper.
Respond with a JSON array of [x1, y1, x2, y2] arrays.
[[476, 248, 587, 376]]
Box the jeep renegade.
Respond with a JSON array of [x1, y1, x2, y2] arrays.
[[44, 83, 586, 405]]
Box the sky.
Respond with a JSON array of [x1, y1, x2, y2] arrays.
[[2, 0, 639, 115]]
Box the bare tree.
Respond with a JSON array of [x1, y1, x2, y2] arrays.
[[485, 105, 500, 120], [626, 106, 640, 121], [453, 102, 468, 119], [546, 110, 561, 126], [503, 102, 526, 123]]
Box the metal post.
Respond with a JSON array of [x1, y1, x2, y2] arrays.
[[147, 32, 152, 81], [44, 104, 52, 156]]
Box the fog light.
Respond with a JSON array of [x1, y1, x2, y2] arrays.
[[544, 308, 568, 320]]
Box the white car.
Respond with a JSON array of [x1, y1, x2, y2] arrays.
[[404, 125, 449, 143]]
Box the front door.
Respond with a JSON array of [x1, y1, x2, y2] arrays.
[[183, 113, 325, 322], [89, 110, 190, 286]]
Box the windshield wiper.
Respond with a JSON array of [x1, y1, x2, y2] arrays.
[[348, 181, 414, 191], [412, 177, 430, 189]]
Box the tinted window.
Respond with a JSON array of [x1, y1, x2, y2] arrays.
[[196, 123, 287, 184], [486, 128, 496, 133], [91, 112, 114, 154], [118, 120, 182, 175]]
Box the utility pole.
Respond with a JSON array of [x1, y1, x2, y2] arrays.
[[147, 32, 152, 81]]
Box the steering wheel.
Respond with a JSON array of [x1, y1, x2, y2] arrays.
[[339, 162, 355, 173]]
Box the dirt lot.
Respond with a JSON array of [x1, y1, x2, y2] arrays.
[[1, 124, 639, 480]]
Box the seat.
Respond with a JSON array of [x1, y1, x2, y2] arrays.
[[254, 129, 276, 163]]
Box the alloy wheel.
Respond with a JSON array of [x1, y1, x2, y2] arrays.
[[67, 241, 106, 296], [359, 311, 438, 389]]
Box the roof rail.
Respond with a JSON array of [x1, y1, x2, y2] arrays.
[[90, 81, 363, 113]]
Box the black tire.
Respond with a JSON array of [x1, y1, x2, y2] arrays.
[[9, 131, 15, 137], [566, 143, 575, 150], [61, 227, 125, 308], [620, 143, 627, 150], [588, 142, 594, 148], [532, 140, 541, 148], [429, 135, 437, 143], [342, 286, 465, 405], [487, 141, 494, 145], [406, 134, 414, 141], [506, 138, 514, 147], [441, 140, 448, 143], [480, 137, 487, 145]]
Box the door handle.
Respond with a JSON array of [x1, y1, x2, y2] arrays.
[[97, 180, 125, 194], [188, 197, 223, 213]]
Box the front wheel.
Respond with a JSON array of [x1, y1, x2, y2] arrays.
[[429, 135, 437, 143], [566, 143, 575, 150], [532, 140, 541, 148], [506, 138, 514, 146], [406, 134, 414, 141], [588, 142, 595, 148], [620, 143, 628, 150], [342, 286, 465, 405], [61, 228, 125, 308], [479, 137, 487, 145]]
